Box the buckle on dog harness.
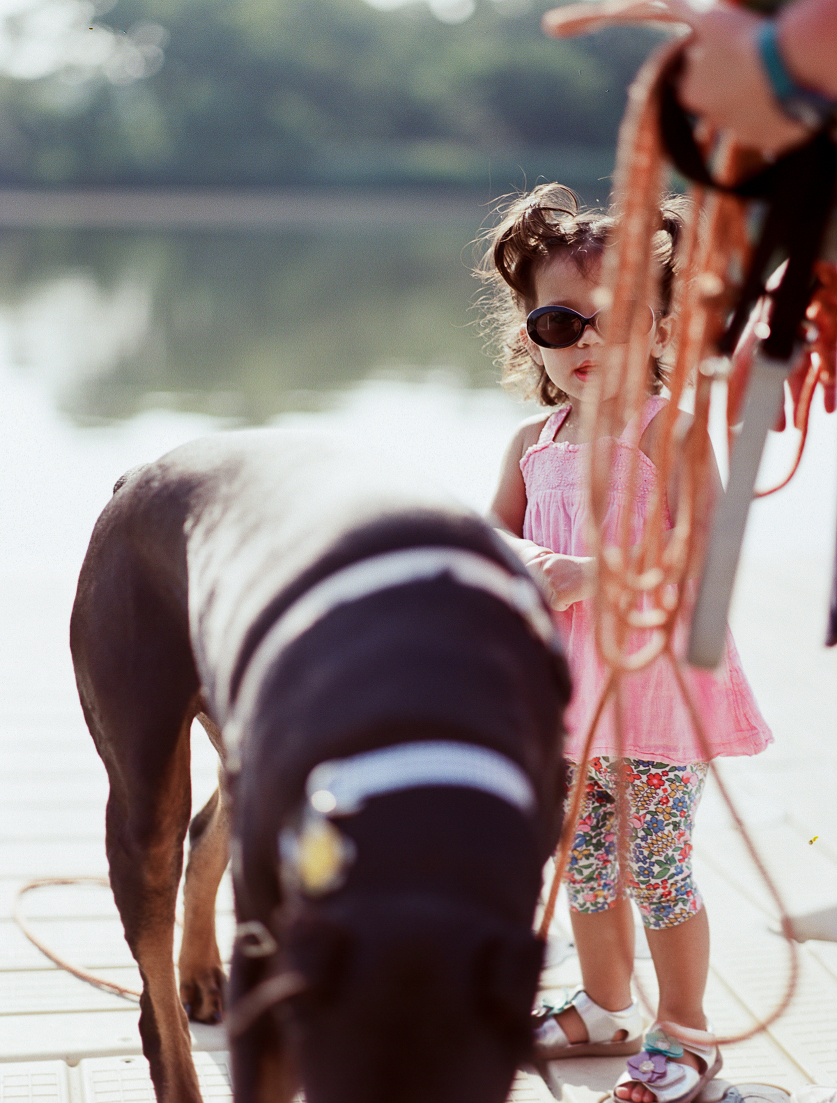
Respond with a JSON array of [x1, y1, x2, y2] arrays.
[[225, 545, 561, 769]]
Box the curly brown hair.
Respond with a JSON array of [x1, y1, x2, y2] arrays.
[[474, 183, 689, 406]]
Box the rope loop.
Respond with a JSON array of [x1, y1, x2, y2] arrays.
[[13, 877, 141, 1002]]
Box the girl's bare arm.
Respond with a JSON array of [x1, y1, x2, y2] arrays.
[[489, 418, 596, 610]]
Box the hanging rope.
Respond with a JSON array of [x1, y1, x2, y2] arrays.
[[533, 34, 810, 1047], [738, 259, 837, 497]]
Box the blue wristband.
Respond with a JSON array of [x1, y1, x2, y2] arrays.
[[756, 21, 795, 102], [756, 20, 837, 127]]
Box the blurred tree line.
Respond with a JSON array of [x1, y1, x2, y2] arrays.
[[0, 0, 663, 190]]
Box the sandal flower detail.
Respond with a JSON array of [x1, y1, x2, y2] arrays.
[[645, 1028, 684, 1059], [534, 988, 574, 1021], [626, 1052, 668, 1084], [612, 1022, 722, 1103]]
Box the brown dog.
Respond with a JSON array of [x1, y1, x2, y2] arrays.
[[70, 428, 569, 1103]]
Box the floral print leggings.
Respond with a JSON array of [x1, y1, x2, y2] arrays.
[[564, 757, 708, 930]]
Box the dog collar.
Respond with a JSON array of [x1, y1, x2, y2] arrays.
[[306, 740, 536, 817], [279, 740, 536, 897], [258, 544, 555, 659], [225, 544, 559, 766]]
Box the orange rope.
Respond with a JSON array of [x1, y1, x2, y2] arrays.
[[535, 36, 800, 1048], [666, 653, 799, 1044], [13, 877, 141, 1002], [537, 672, 616, 939]]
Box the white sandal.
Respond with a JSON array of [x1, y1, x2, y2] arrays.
[[533, 987, 644, 1059], [613, 1022, 723, 1103]]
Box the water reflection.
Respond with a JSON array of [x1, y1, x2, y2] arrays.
[[0, 220, 493, 424]]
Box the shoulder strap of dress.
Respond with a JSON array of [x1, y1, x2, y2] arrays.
[[619, 396, 668, 443], [536, 405, 572, 445]]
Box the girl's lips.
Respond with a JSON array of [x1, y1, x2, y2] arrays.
[[574, 361, 596, 379]]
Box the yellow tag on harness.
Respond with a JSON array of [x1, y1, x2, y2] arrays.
[[297, 817, 354, 896]]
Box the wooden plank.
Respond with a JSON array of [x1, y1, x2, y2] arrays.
[[0, 1058, 554, 1103], [696, 856, 837, 1086], [0, 915, 237, 973], [0, 1010, 145, 1063], [0, 875, 235, 919], [0, 969, 140, 1016], [0, 1062, 70, 1103]]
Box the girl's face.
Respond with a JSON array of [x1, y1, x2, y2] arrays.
[[520, 249, 672, 410]]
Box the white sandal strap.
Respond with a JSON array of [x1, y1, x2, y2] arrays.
[[617, 1022, 722, 1103], [534, 988, 643, 1051], [655, 1021, 718, 1063], [574, 990, 643, 1044], [535, 1015, 571, 1048]]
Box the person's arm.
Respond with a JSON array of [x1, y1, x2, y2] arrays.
[[674, 3, 812, 155], [489, 420, 536, 537], [777, 0, 837, 101], [489, 419, 596, 611]]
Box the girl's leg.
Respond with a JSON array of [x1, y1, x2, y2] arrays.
[[556, 898, 636, 1043], [551, 759, 637, 1043], [646, 904, 709, 1031], [615, 761, 710, 1103], [616, 907, 710, 1103]]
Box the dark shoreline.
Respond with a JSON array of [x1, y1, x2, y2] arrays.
[[0, 186, 494, 230]]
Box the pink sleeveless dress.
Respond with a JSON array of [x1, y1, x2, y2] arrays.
[[521, 396, 772, 765]]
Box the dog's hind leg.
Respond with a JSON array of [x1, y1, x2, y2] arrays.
[[178, 710, 230, 1025]]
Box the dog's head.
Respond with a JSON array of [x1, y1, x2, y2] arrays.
[[283, 895, 544, 1103], [226, 531, 570, 1102], [228, 772, 556, 1103]]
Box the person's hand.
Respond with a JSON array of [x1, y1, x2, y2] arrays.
[[674, 3, 813, 156], [519, 545, 597, 611], [542, 0, 815, 157]]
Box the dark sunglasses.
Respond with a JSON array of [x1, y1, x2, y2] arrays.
[[526, 303, 657, 349]]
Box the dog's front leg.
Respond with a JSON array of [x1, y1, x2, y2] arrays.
[[103, 715, 203, 1103]]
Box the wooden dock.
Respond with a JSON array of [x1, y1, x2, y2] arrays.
[[2, 380, 836, 1103], [1, 561, 835, 1103]]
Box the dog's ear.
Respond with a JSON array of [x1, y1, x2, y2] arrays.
[[286, 912, 353, 1003], [475, 928, 544, 1038]]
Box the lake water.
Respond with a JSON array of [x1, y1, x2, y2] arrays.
[[0, 208, 496, 424], [0, 205, 835, 856]]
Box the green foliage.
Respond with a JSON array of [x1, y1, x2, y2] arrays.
[[0, 0, 664, 188]]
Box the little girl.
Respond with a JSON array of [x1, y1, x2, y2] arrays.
[[481, 184, 772, 1103]]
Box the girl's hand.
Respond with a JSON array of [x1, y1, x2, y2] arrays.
[[520, 545, 597, 611]]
